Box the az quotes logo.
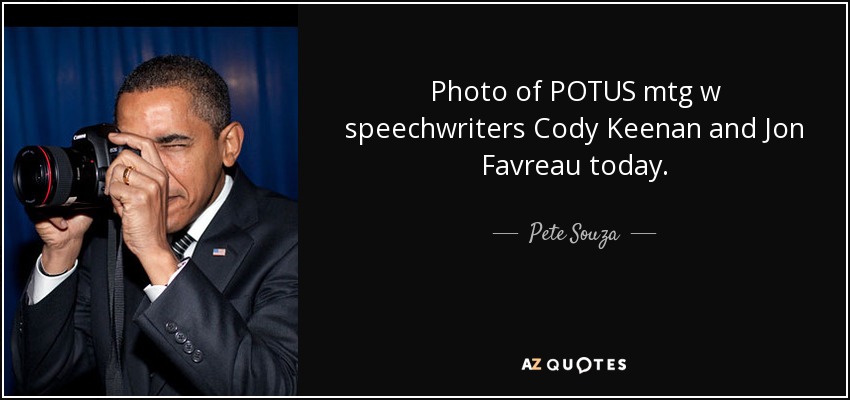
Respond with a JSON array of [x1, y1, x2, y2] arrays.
[[522, 357, 627, 374]]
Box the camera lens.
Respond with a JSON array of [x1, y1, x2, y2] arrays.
[[13, 145, 96, 207], [14, 146, 73, 207]]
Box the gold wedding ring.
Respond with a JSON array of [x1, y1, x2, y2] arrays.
[[123, 165, 135, 185]]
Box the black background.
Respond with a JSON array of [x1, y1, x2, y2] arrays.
[[298, 4, 845, 397], [3, 3, 847, 397]]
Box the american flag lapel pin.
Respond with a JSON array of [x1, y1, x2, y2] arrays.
[[212, 248, 227, 257]]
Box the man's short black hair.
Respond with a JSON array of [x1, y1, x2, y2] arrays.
[[115, 55, 231, 138]]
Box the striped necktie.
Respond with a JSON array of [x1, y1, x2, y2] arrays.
[[171, 231, 195, 259]]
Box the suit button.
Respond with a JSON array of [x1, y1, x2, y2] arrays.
[[165, 321, 178, 333], [174, 331, 187, 344], [191, 349, 204, 363], [183, 340, 194, 354]]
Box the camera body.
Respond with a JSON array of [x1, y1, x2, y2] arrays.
[[13, 123, 135, 211]]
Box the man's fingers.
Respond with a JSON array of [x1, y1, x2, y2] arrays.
[[107, 169, 163, 210], [108, 132, 167, 170], [105, 158, 169, 199], [48, 216, 68, 230]]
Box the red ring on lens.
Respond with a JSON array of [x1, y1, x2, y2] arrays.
[[35, 146, 53, 206]]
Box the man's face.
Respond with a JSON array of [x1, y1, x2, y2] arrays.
[[115, 87, 225, 234]]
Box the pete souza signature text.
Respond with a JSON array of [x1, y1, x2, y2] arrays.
[[529, 221, 620, 249]]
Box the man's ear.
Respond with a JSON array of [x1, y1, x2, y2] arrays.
[[219, 122, 244, 168]]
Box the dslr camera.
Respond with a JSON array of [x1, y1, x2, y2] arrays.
[[13, 123, 137, 211]]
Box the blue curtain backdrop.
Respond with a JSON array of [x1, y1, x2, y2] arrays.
[[3, 27, 298, 395]]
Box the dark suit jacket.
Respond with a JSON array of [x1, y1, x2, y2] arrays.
[[12, 167, 298, 395]]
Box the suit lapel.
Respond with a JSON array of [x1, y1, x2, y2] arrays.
[[191, 168, 258, 293], [192, 228, 253, 293]]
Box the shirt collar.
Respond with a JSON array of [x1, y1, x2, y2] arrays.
[[186, 173, 234, 242]]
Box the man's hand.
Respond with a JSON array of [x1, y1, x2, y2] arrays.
[[36, 214, 94, 275], [104, 132, 179, 285]]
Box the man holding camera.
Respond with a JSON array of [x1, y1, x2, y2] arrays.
[[12, 55, 298, 395]]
